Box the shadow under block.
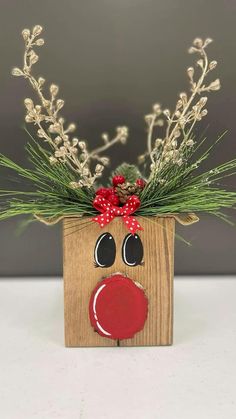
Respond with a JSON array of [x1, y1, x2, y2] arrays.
[[63, 216, 175, 347]]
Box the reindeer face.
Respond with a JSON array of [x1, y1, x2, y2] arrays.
[[64, 216, 175, 347]]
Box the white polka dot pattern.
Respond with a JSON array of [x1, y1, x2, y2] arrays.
[[92, 195, 143, 234]]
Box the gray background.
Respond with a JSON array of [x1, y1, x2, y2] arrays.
[[0, 0, 235, 276]]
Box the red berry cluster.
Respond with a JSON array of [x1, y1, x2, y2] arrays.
[[95, 175, 146, 206]]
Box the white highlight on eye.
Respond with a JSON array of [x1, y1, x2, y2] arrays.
[[122, 234, 136, 266], [94, 233, 107, 267], [93, 284, 111, 336]]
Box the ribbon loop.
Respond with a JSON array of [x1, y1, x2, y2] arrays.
[[92, 195, 143, 234]]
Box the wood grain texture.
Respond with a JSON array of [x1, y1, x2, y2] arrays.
[[63, 216, 175, 347]]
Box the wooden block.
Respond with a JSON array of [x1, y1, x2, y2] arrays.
[[63, 216, 175, 347]]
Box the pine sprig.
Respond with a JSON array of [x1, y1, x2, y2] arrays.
[[1, 133, 235, 223], [138, 134, 236, 218], [0, 139, 96, 221]]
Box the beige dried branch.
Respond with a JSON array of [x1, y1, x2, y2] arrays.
[[140, 37, 220, 179], [12, 25, 128, 188]]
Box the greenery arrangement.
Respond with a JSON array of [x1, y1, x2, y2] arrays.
[[1, 26, 236, 226]]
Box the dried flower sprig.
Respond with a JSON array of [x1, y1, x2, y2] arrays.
[[12, 25, 128, 187], [140, 37, 220, 181]]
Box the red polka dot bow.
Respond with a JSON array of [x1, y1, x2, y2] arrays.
[[92, 195, 143, 234]]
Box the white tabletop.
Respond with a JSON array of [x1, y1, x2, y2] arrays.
[[0, 277, 235, 419]]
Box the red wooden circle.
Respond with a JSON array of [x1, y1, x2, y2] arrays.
[[89, 274, 148, 340]]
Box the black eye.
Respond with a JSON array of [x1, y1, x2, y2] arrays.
[[122, 234, 144, 266], [94, 233, 116, 268]]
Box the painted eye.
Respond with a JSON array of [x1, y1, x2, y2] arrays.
[[122, 234, 144, 266], [94, 233, 116, 268]]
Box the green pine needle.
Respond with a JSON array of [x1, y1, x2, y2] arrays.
[[138, 132, 236, 218], [0, 132, 236, 225], [0, 139, 96, 221]]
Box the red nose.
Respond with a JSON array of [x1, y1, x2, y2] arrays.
[[89, 274, 148, 340]]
